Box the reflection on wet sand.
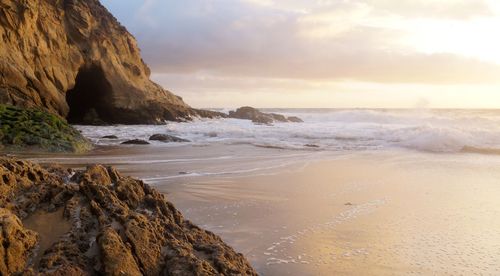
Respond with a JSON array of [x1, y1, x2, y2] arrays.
[[19, 145, 500, 275], [166, 153, 500, 275]]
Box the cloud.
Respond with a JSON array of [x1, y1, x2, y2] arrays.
[[242, 0, 274, 7], [367, 0, 494, 20], [101, 0, 500, 85]]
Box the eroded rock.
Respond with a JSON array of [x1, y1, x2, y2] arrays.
[[149, 134, 190, 143], [229, 106, 303, 124], [98, 227, 142, 276], [121, 139, 150, 145], [0, 158, 257, 275], [287, 116, 304, 123], [101, 135, 118, 139], [0, 208, 38, 275], [0, 0, 223, 124]]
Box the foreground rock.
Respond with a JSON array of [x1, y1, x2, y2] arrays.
[[0, 0, 222, 124], [0, 158, 257, 275], [121, 139, 150, 145], [0, 208, 38, 273], [149, 134, 190, 143], [0, 105, 91, 152], [229, 106, 303, 124]]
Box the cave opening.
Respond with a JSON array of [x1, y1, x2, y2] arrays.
[[66, 65, 113, 124]]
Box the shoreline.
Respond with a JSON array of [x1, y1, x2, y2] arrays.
[[9, 144, 500, 274], [0, 157, 257, 275], [175, 152, 500, 275], [3, 0, 499, 274]]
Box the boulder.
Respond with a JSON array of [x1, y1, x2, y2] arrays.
[[0, 105, 92, 153], [252, 115, 274, 125], [229, 106, 303, 124], [268, 113, 288, 122], [229, 106, 264, 121], [149, 134, 190, 143], [0, 157, 257, 275], [101, 135, 118, 139], [288, 116, 304, 123], [0, 0, 222, 124], [121, 139, 150, 145]]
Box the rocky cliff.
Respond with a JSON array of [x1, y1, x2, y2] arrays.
[[0, 0, 214, 124], [0, 157, 257, 275]]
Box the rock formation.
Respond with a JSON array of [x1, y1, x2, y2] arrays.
[[229, 106, 304, 124], [101, 135, 118, 139], [0, 104, 92, 152], [121, 139, 150, 145], [149, 134, 190, 143], [0, 0, 221, 124], [0, 157, 257, 275]]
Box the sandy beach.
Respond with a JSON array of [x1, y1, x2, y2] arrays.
[[20, 144, 500, 275], [2, 0, 500, 274]]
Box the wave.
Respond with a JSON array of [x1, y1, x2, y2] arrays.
[[141, 159, 307, 182], [75, 109, 500, 156], [29, 156, 236, 165]]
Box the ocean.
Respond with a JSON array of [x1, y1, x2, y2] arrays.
[[24, 108, 500, 275], [77, 108, 500, 154]]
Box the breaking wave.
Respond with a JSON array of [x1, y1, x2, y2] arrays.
[[76, 109, 500, 155]]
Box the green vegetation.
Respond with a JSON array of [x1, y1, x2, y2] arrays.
[[0, 105, 92, 153]]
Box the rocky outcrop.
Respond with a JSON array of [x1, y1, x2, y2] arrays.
[[0, 104, 92, 152], [149, 134, 190, 143], [101, 135, 118, 139], [229, 106, 303, 124], [0, 208, 38, 274], [287, 116, 304, 123], [0, 0, 221, 124], [0, 158, 257, 275], [121, 139, 150, 145]]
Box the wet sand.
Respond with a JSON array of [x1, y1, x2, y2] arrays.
[[166, 154, 500, 275], [19, 145, 500, 275]]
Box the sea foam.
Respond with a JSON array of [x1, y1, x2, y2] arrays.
[[75, 109, 500, 155]]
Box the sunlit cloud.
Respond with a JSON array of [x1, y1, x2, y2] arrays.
[[242, 0, 274, 7], [101, 0, 500, 108]]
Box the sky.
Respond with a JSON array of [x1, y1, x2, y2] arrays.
[[100, 0, 500, 108]]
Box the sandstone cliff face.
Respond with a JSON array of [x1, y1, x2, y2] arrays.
[[0, 158, 257, 275], [0, 0, 206, 124]]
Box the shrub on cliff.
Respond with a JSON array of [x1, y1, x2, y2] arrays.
[[0, 105, 91, 152]]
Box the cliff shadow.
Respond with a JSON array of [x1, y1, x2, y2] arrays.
[[66, 65, 113, 125]]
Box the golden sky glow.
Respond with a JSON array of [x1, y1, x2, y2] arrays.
[[102, 0, 500, 108]]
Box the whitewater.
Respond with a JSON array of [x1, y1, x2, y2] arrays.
[[76, 108, 500, 155], [23, 109, 500, 275]]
